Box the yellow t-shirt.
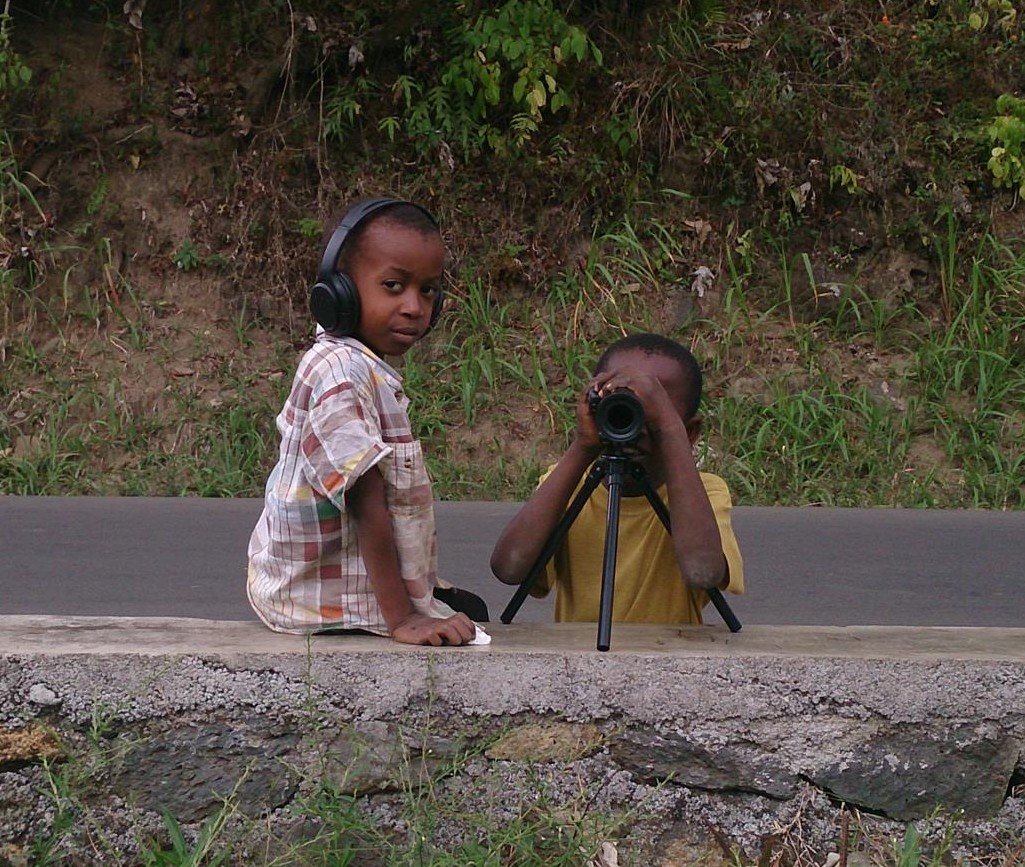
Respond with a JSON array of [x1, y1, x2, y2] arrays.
[[532, 470, 744, 624]]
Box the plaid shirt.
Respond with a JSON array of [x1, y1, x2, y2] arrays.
[[247, 335, 449, 634]]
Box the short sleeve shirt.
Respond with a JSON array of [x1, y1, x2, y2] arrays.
[[247, 335, 448, 634], [532, 469, 744, 625]]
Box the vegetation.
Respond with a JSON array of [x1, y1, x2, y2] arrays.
[[18, 704, 1024, 866], [0, 0, 1023, 507]]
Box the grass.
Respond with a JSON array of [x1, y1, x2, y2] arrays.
[[22, 711, 636, 867], [3, 187, 1025, 506], [19, 724, 1025, 866], [2, 2, 1025, 508]]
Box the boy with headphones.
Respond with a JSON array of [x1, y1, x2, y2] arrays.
[[248, 197, 488, 645]]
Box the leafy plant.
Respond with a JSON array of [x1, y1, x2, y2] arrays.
[[172, 239, 202, 271], [138, 810, 233, 867], [322, 75, 377, 144], [294, 216, 323, 239], [0, 11, 31, 96], [986, 94, 1025, 196], [380, 0, 602, 159], [86, 176, 109, 216], [967, 0, 1018, 36], [829, 163, 861, 196]]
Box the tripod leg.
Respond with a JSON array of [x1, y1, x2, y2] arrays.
[[596, 455, 627, 651], [633, 464, 743, 633], [500, 460, 607, 624]]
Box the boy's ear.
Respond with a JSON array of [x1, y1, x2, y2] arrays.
[[685, 415, 703, 445]]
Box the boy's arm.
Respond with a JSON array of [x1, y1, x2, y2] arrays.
[[593, 368, 727, 591], [489, 440, 592, 585], [653, 417, 728, 591], [490, 390, 601, 585], [347, 466, 476, 645]]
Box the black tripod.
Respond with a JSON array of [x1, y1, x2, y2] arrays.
[[500, 449, 742, 651]]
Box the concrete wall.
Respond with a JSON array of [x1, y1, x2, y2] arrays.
[[1, 616, 1023, 863]]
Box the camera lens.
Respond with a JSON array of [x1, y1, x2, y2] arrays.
[[592, 390, 645, 444]]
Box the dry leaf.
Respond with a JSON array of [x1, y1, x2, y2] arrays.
[[123, 0, 145, 30]]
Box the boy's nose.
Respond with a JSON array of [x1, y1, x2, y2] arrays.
[[399, 289, 425, 317]]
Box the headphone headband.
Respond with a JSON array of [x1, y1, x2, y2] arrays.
[[316, 197, 403, 285]]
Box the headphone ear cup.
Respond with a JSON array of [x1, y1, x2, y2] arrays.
[[309, 271, 360, 337]]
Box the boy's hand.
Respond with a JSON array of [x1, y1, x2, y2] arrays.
[[391, 611, 477, 646], [572, 385, 603, 457]]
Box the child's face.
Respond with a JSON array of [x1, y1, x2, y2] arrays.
[[600, 347, 698, 489], [349, 219, 445, 357]]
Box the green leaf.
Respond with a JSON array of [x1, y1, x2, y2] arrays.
[[531, 81, 547, 110], [573, 29, 589, 61], [378, 116, 400, 142]]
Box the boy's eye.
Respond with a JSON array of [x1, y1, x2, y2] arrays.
[[421, 285, 440, 297], [384, 280, 403, 292]]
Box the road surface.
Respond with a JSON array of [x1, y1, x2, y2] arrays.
[[1, 497, 1023, 627]]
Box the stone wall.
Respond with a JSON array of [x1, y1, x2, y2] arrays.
[[1, 616, 1023, 864]]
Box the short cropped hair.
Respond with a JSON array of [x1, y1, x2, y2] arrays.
[[334, 201, 440, 271], [593, 332, 703, 419]]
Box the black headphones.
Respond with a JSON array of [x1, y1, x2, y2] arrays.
[[309, 197, 444, 337]]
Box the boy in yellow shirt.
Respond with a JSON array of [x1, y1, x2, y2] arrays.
[[490, 332, 743, 624]]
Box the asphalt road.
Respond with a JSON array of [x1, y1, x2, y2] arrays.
[[1, 496, 1023, 627]]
